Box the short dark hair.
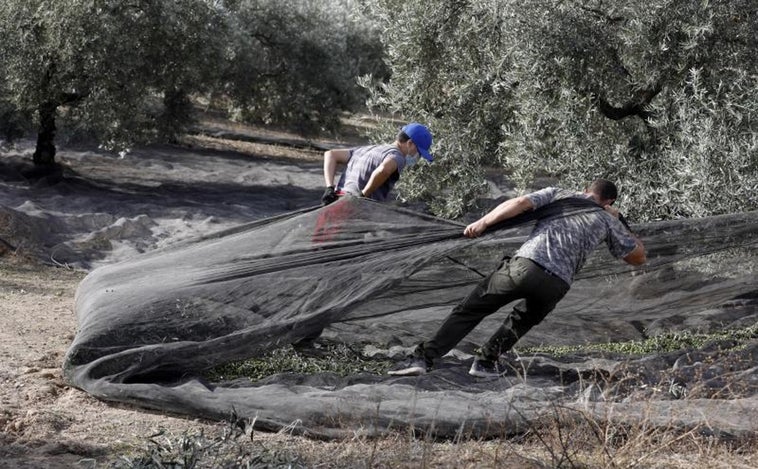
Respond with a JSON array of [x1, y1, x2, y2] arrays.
[[589, 178, 618, 201], [396, 130, 411, 143]]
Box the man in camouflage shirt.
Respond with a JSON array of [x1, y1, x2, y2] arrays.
[[390, 179, 647, 377]]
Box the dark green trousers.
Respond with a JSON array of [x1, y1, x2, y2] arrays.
[[418, 256, 570, 362]]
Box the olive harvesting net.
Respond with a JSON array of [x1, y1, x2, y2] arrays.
[[64, 197, 758, 439]]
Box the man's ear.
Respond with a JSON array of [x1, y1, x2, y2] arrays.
[[399, 140, 411, 156]]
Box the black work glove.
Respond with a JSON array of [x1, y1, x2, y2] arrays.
[[321, 186, 338, 206]]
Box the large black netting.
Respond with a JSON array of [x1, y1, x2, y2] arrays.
[[63, 198, 758, 439]]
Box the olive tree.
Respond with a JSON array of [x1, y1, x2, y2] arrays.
[[360, 0, 514, 217], [220, 0, 388, 132], [0, 0, 227, 167], [0, 0, 387, 167], [364, 0, 758, 221]]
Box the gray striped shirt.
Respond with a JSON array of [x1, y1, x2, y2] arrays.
[[337, 144, 406, 201], [515, 187, 638, 285]]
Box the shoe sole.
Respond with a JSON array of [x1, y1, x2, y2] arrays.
[[388, 366, 427, 376]]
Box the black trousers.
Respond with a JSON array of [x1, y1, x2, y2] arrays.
[[418, 256, 570, 362]]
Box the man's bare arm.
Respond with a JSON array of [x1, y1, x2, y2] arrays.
[[323, 149, 351, 187], [360, 158, 399, 197], [602, 204, 647, 266], [623, 238, 647, 266], [464, 196, 535, 238]]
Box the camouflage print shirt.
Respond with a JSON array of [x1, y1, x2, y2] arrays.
[[337, 144, 406, 202], [514, 187, 638, 285]]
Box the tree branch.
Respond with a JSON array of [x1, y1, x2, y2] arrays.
[[58, 91, 86, 106], [578, 4, 625, 24], [593, 84, 662, 121]]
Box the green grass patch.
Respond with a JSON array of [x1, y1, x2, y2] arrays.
[[522, 324, 758, 357]]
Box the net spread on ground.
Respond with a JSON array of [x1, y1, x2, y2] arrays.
[[63, 198, 758, 439]]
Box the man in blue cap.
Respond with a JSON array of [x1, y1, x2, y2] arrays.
[[321, 122, 433, 205], [296, 123, 432, 352]]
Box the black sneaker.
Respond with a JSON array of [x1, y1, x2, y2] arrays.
[[468, 358, 506, 378], [388, 357, 431, 376]]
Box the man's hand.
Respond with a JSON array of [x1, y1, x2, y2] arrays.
[[603, 204, 620, 218], [321, 186, 338, 206], [463, 196, 534, 238], [463, 219, 488, 238]]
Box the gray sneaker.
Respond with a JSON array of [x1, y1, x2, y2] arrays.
[[468, 358, 506, 378], [388, 357, 430, 376]]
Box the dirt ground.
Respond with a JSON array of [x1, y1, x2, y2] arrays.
[[0, 257, 213, 467]]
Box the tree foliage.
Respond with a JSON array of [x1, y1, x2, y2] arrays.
[[0, 0, 386, 165], [221, 0, 388, 132], [0, 0, 228, 164], [364, 0, 758, 221]]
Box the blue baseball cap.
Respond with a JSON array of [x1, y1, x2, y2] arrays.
[[402, 122, 433, 162]]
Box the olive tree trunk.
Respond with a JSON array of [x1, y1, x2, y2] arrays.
[[33, 101, 57, 167]]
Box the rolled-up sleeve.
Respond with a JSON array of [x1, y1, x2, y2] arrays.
[[606, 218, 638, 258], [525, 187, 560, 209]]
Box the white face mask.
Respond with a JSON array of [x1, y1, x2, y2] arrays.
[[405, 155, 419, 167]]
